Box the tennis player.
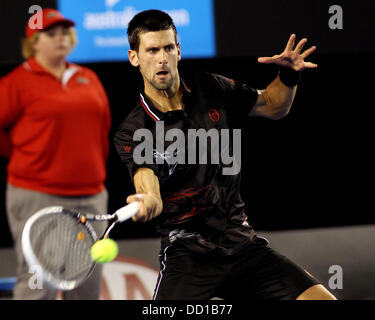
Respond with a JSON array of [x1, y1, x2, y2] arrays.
[[115, 10, 336, 300], [0, 8, 111, 299]]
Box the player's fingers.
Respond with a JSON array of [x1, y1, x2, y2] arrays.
[[258, 57, 273, 64], [285, 34, 296, 52], [126, 194, 146, 221], [126, 193, 145, 204], [258, 55, 279, 64], [132, 201, 147, 221], [294, 38, 307, 54], [301, 46, 317, 59], [304, 61, 318, 68]]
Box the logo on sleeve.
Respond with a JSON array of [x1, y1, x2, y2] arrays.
[[123, 145, 132, 153]]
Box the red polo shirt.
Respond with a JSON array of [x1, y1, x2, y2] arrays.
[[0, 58, 111, 195]]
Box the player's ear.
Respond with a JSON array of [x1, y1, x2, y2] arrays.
[[177, 43, 181, 61], [128, 49, 139, 67]]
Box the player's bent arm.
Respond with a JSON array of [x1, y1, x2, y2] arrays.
[[127, 167, 163, 222], [249, 76, 297, 120]]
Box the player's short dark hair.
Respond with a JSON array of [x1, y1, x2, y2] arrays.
[[127, 10, 178, 52]]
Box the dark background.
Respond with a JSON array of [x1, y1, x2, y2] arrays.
[[0, 0, 373, 247]]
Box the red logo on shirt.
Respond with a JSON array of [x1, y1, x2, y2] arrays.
[[123, 145, 132, 153], [208, 109, 220, 122]]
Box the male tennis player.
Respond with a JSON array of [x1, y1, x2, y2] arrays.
[[115, 10, 336, 300]]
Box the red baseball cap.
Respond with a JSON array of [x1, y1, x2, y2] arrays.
[[25, 8, 75, 38]]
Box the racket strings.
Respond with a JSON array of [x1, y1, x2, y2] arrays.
[[29, 212, 95, 282]]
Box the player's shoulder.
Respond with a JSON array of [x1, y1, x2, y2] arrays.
[[190, 71, 235, 95], [125, 102, 145, 124], [116, 100, 146, 135]]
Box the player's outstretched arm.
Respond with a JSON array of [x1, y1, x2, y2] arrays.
[[127, 167, 163, 222], [250, 34, 317, 120]]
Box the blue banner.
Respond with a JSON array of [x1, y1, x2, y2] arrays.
[[58, 0, 216, 63]]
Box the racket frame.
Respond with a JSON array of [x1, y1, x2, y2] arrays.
[[22, 206, 98, 290], [22, 202, 139, 291]]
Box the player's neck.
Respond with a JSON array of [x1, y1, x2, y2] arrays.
[[144, 78, 183, 113]]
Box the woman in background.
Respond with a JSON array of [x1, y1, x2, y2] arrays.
[[0, 8, 111, 299]]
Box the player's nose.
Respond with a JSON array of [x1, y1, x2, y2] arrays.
[[158, 50, 168, 65]]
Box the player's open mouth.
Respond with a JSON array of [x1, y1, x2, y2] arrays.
[[156, 71, 169, 79]]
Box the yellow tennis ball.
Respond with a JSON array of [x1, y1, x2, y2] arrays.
[[90, 238, 119, 264]]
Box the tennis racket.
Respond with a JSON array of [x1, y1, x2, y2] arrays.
[[21, 201, 139, 291]]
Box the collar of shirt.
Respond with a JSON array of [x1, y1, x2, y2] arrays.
[[22, 57, 79, 87], [139, 77, 193, 122]]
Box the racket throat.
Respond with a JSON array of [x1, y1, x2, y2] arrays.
[[102, 222, 116, 239]]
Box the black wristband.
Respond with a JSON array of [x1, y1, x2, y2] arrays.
[[279, 66, 302, 87]]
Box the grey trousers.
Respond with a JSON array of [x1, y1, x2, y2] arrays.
[[5, 184, 108, 300]]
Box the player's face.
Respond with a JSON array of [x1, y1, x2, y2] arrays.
[[129, 29, 181, 92], [33, 24, 73, 61]]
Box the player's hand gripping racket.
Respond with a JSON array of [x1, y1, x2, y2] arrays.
[[21, 201, 139, 291]]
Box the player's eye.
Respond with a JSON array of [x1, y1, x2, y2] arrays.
[[148, 48, 159, 53]]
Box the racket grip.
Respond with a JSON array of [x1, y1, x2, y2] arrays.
[[115, 202, 139, 222]]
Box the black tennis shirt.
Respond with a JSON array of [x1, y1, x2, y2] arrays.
[[115, 72, 260, 255]]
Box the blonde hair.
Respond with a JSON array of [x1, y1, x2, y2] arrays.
[[21, 27, 78, 59]]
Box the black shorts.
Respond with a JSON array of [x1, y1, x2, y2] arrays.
[[153, 237, 320, 300]]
